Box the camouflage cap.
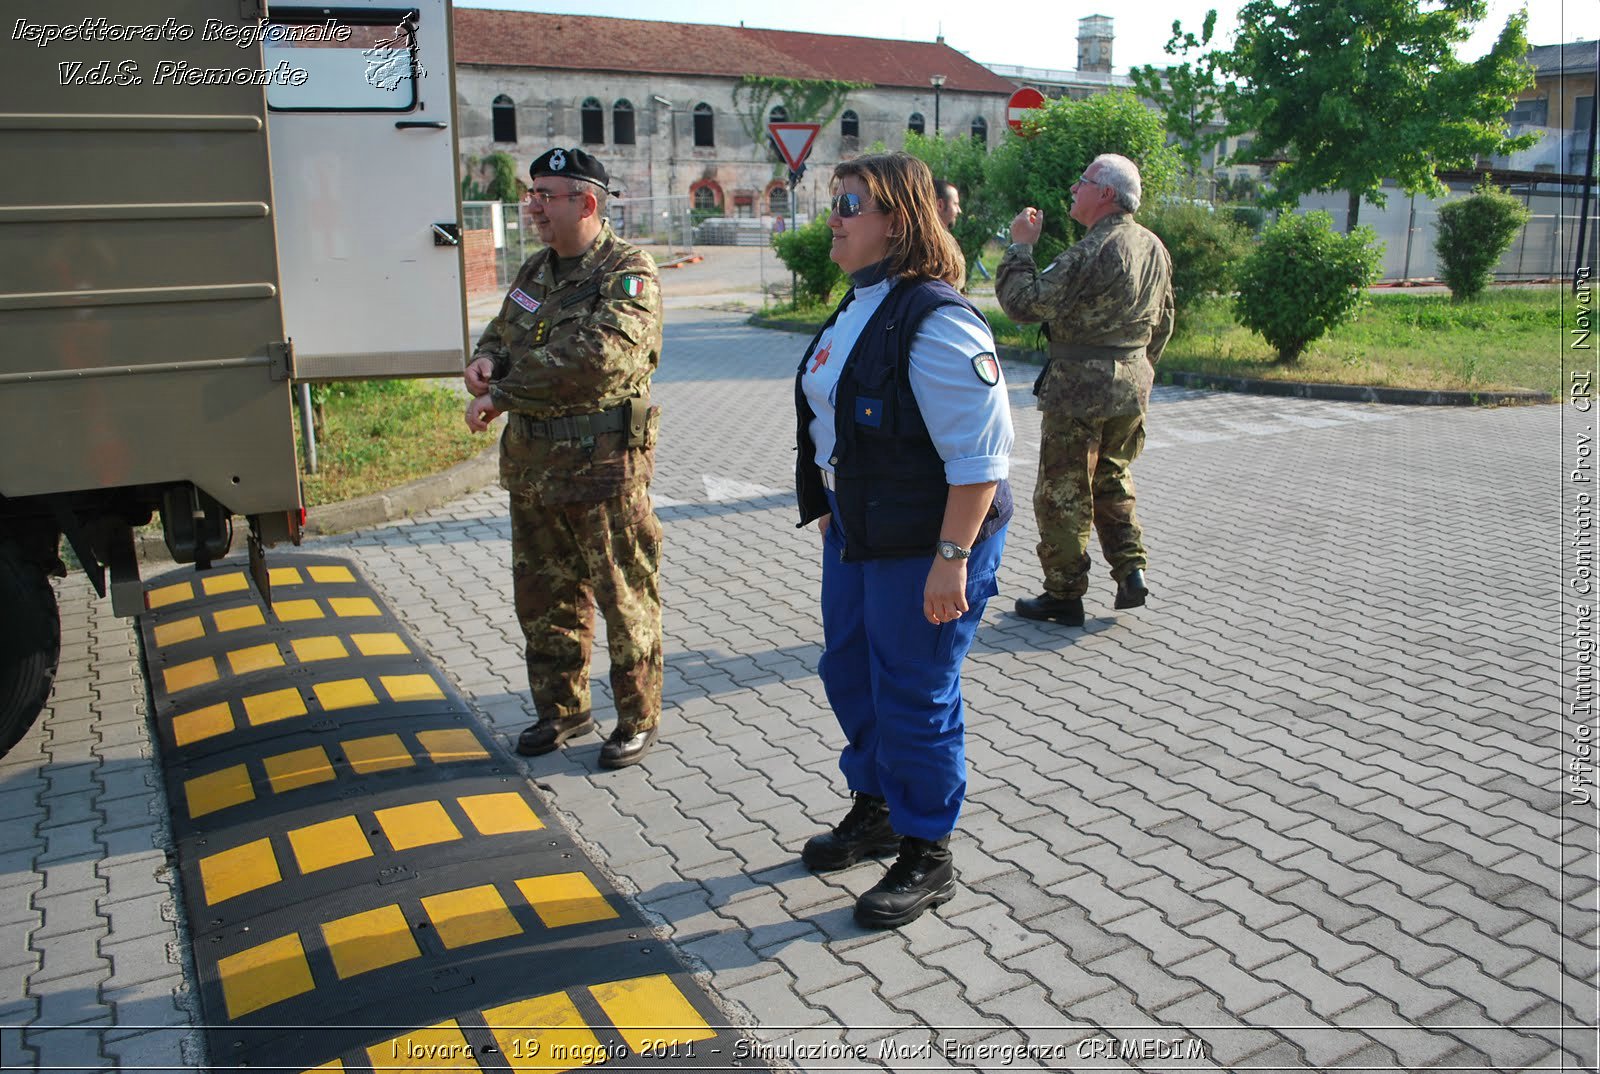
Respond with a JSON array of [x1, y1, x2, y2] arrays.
[[529, 147, 610, 190]]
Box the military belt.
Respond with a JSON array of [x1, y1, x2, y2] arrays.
[[1047, 341, 1147, 362], [515, 404, 628, 442]]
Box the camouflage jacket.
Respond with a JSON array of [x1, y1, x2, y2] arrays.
[[474, 222, 664, 504], [996, 213, 1174, 418]]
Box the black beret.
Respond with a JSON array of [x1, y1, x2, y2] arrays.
[[528, 146, 609, 189]]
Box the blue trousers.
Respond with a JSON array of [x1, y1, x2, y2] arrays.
[[818, 494, 1007, 841]]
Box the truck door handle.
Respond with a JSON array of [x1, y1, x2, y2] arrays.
[[396, 120, 447, 130], [432, 223, 461, 246]]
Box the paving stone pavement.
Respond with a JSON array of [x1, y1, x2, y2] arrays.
[[10, 305, 1597, 1071]]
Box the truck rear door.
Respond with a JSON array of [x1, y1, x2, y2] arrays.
[[263, 0, 466, 381]]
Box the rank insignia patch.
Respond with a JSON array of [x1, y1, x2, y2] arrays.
[[972, 352, 1000, 386], [621, 275, 644, 298], [854, 397, 882, 427], [509, 288, 541, 314]]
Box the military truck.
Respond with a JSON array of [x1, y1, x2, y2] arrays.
[[0, 0, 467, 755]]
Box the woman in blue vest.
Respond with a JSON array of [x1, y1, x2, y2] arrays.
[[795, 152, 1014, 928]]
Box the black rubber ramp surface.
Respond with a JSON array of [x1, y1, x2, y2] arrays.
[[138, 554, 754, 1072]]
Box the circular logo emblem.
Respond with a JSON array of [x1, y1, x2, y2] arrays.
[[549, 149, 567, 171]]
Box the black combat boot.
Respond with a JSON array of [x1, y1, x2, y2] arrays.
[[599, 725, 657, 769], [516, 713, 596, 756], [1015, 593, 1085, 626], [854, 836, 956, 928], [801, 793, 898, 871], [1114, 568, 1148, 609]]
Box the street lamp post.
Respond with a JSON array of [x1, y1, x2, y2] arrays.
[[930, 74, 946, 135]]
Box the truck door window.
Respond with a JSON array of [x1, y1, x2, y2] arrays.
[[265, 8, 421, 112]]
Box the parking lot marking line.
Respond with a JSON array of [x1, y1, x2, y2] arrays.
[[200, 837, 282, 906], [515, 873, 617, 929]]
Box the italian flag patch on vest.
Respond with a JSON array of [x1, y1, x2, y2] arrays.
[[622, 275, 644, 297]]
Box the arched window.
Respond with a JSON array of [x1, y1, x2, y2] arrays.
[[691, 182, 722, 212], [613, 99, 635, 145], [970, 116, 988, 146], [693, 102, 714, 147], [580, 97, 604, 144], [908, 112, 925, 136], [766, 183, 788, 215], [766, 105, 788, 162], [840, 109, 859, 139], [491, 94, 516, 143], [693, 187, 717, 210]]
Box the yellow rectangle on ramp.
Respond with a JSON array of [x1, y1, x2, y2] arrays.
[[269, 567, 303, 586], [228, 643, 284, 676], [308, 565, 356, 583], [264, 746, 336, 794], [367, 1021, 473, 1071], [201, 837, 281, 906], [381, 675, 445, 703], [186, 764, 255, 818], [146, 581, 193, 610], [154, 616, 204, 648], [343, 734, 414, 775], [588, 974, 714, 1053], [375, 801, 461, 851], [421, 884, 523, 949], [288, 815, 373, 875], [243, 687, 308, 727], [485, 993, 604, 1073], [214, 605, 267, 633], [322, 903, 421, 980], [516, 873, 617, 929], [314, 678, 378, 712], [351, 632, 409, 656], [218, 932, 315, 1019], [417, 729, 489, 764], [172, 701, 234, 747], [458, 792, 544, 835], [275, 599, 325, 623], [329, 597, 381, 618], [164, 656, 218, 694], [291, 636, 349, 663], [203, 573, 249, 596]]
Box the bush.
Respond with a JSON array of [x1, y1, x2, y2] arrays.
[[1434, 177, 1530, 302], [771, 216, 842, 304], [1141, 200, 1253, 317], [1223, 204, 1266, 233], [1233, 211, 1383, 362]]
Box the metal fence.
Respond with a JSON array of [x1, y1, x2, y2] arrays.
[[1297, 179, 1598, 283], [463, 196, 697, 289]]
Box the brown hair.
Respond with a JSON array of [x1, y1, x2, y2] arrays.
[[833, 152, 964, 287]]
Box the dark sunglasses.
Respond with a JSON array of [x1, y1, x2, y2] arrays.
[[831, 193, 886, 219]]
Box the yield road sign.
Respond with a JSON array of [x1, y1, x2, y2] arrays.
[[768, 123, 821, 172], [1007, 88, 1046, 135]]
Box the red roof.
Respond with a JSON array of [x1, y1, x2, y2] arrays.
[[453, 8, 1018, 95]]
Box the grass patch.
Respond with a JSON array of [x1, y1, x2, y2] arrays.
[[1130, 288, 1562, 397], [754, 282, 1563, 398], [296, 379, 485, 506]]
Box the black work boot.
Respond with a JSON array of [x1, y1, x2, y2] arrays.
[[1015, 592, 1085, 626], [516, 714, 596, 756], [854, 836, 957, 928], [801, 793, 898, 872], [599, 725, 658, 769], [1114, 568, 1148, 609]]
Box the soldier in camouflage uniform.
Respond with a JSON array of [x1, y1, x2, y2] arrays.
[[464, 147, 665, 768], [995, 154, 1174, 627]]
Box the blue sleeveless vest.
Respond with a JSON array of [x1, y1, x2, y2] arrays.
[[795, 277, 1013, 561]]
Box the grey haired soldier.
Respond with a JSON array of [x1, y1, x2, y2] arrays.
[[995, 153, 1174, 626], [464, 146, 665, 767]]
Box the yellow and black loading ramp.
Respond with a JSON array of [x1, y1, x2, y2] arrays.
[[138, 554, 753, 1072]]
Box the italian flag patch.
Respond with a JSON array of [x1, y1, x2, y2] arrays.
[[622, 275, 644, 298]]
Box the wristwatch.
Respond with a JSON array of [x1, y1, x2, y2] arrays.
[[936, 540, 972, 561]]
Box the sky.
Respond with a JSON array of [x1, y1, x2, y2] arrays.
[[459, 0, 1597, 77]]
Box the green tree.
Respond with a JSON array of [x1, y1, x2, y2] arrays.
[[771, 216, 842, 305], [1140, 1, 1538, 232], [1234, 210, 1383, 361], [1130, 11, 1229, 174], [1140, 200, 1254, 316], [900, 131, 999, 283], [984, 91, 1182, 262], [1434, 176, 1531, 301]]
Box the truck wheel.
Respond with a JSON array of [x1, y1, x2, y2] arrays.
[[0, 546, 59, 758]]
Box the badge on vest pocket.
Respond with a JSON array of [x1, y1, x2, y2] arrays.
[[854, 397, 883, 427]]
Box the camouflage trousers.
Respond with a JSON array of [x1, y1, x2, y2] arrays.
[[510, 483, 663, 734], [1035, 407, 1148, 599]]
